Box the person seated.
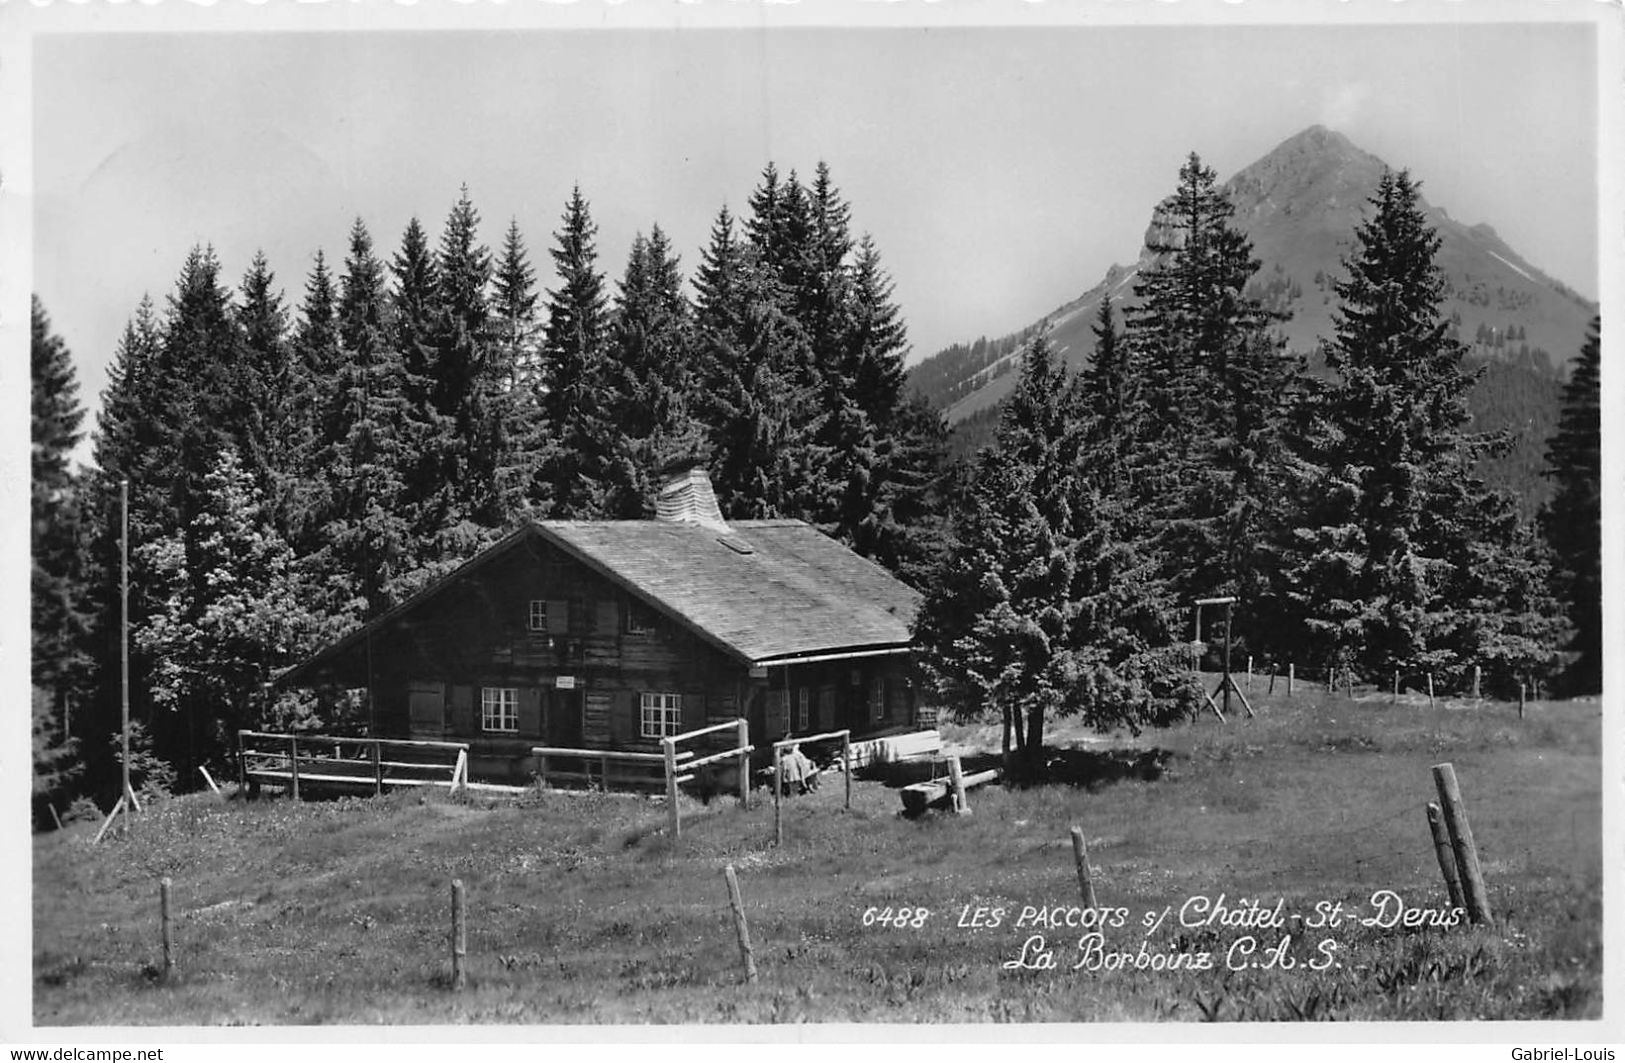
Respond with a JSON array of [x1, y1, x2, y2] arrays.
[[780, 744, 819, 795]]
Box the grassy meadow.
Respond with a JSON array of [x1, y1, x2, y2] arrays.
[[32, 686, 1603, 1025]]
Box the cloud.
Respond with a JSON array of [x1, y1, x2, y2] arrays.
[[1320, 82, 1371, 130]]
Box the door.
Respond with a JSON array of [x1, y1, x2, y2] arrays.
[[407, 682, 446, 738], [547, 688, 583, 747]]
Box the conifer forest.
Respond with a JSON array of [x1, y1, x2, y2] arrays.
[[30, 156, 1602, 818]]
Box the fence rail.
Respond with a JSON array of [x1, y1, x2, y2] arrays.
[[530, 745, 689, 791], [238, 730, 469, 798]]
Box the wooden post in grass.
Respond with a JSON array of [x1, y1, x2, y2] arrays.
[[723, 865, 758, 984], [237, 731, 248, 796], [159, 877, 175, 977], [372, 742, 383, 796], [842, 731, 852, 811], [1246, 656, 1253, 691], [47, 803, 63, 831], [1345, 667, 1354, 700], [736, 719, 750, 810], [1393, 671, 1399, 704], [92, 795, 126, 845], [1288, 663, 1295, 697], [1519, 684, 1526, 720], [289, 735, 300, 801], [1472, 665, 1482, 700], [600, 752, 610, 793], [1070, 827, 1099, 910], [1425, 803, 1466, 912], [1268, 665, 1277, 696], [1426, 674, 1435, 711], [773, 743, 784, 845], [450, 879, 467, 991], [198, 767, 221, 795], [1431, 763, 1491, 925], [663, 738, 681, 839], [948, 754, 969, 815]]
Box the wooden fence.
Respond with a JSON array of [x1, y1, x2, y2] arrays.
[[530, 746, 677, 791], [662, 719, 751, 839], [238, 731, 469, 799], [771, 729, 851, 844]]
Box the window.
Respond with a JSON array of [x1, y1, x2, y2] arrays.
[[869, 677, 885, 723], [528, 600, 548, 632], [482, 687, 519, 733], [797, 688, 810, 731], [777, 690, 791, 735], [626, 601, 656, 635], [641, 692, 682, 739]]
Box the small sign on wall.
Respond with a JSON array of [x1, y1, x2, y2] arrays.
[[556, 675, 577, 690]]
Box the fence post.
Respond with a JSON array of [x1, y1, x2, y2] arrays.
[[736, 718, 750, 810], [1268, 666, 1277, 696], [1472, 665, 1482, 700], [450, 879, 467, 991], [373, 741, 383, 796], [842, 731, 852, 811], [1425, 802, 1466, 912], [723, 864, 758, 984], [663, 738, 680, 839], [1426, 673, 1435, 711], [289, 735, 300, 801], [1519, 683, 1526, 720], [1393, 671, 1399, 704], [1288, 663, 1295, 697], [1431, 763, 1492, 925], [237, 730, 248, 796], [600, 752, 610, 792], [948, 754, 969, 815], [773, 743, 784, 846], [1070, 827, 1098, 910], [1246, 656, 1253, 692], [159, 876, 175, 978]]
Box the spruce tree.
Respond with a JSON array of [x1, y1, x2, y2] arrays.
[[233, 252, 294, 504], [286, 251, 341, 551], [537, 186, 613, 518], [390, 218, 455, 541], [693, 203, 825, 520], [914, 337, 1192, 778], [1125, 153, 1292, 615], [1540, 315, 1602, 692], [31, 296, 91, 762], [433, 188, 503, 528], [603, 225, 705, 517], [1285, 169, 1563, 687], [311, 219, 414, 619]]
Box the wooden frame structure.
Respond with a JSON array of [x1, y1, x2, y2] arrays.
[[661, 718, 751, 839], [238, 730, 470, 798], [771, 729, 852, 844], [530, 745, 674, 791], [1192, 596, 1255, 722]]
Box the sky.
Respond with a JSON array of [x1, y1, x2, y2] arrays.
[[16, 7, 1608, 470]]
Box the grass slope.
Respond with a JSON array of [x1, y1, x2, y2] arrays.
[[34, 691, 1601, 1025]]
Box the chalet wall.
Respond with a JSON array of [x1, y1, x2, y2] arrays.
[[356, 539, 920, 782]]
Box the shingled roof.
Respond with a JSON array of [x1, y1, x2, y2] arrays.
[[545, 518, 920, 663], [278, 516, 920, 686]]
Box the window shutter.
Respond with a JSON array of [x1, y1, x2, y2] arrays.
[[449, 685, 475, 734], [518, 687, 543, 738], [595, 599, 618, 635], [547, 599, 568, 634], [604, 689, 629, 745]]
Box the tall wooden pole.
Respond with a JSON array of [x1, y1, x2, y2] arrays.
[[723, 865, 758, 984], [663, 737, 680, 839], [450, 880, 467, 991], [1070, 827, 1099, 910], [1431, 763, 1492, 925], [120, 479, 131, 822], [1425, 802, 1466, 912], [159, 877, 174, 978]]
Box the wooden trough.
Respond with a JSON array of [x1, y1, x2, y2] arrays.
[[900, 758, 1001, 816]]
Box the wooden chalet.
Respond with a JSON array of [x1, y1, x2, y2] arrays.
[[275, 467, 929, 784]]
